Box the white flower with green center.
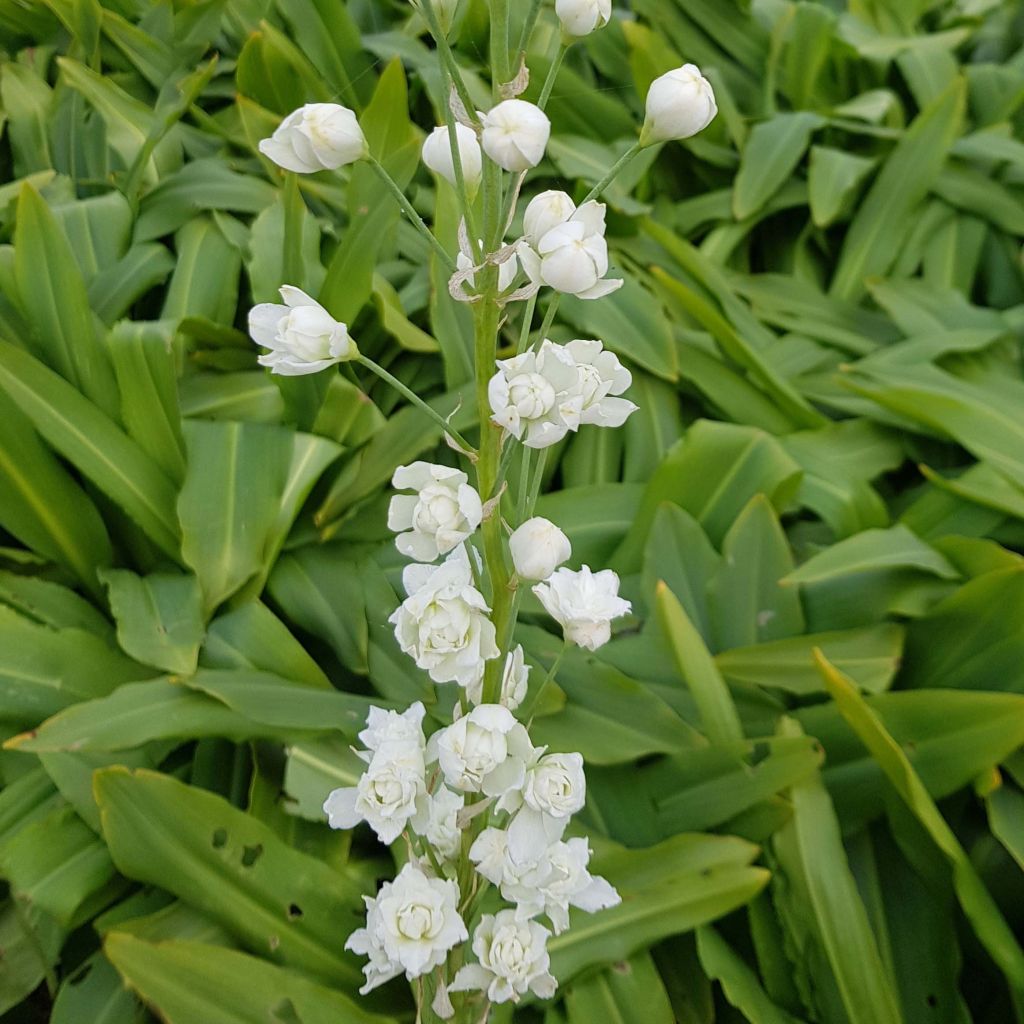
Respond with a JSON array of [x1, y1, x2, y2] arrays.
[[389, 546, 499, 687], [388, 462, 483, 562], [248, 286, 356, 376], [450, 911, 557, 1004], [347, 864, 467, 990], [259, 103, 366, 172]]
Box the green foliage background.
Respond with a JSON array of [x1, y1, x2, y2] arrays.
[[1, 0, 1024, 1021]]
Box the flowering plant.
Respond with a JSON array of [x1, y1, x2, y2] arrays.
[[249, 1, 715, 1019]]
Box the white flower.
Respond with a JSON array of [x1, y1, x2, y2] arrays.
[[641, 64, 717, 146], [532, 565, 631, 650], [517, 201, 623, 300], [556, 0, 611, 36], [481, 100, 551, 172], [259, 103, 366, 172], [523, 190, 577, 247], [488, 340, 583, 449], [411, 786, 464, 861], [356, 702, 427, 762], [347, 864, 467, 988], [465, 644, 530, 709], [509, 517, 571, 582], [389, 546, 499, 688], [427, 704, 534, 796], [539, 838, 619, 934], [470, 826, 551, 916], [422, 123, 482, 194], [456, 248, 519, 294], [450, 911, 557, 1004], [388, 462, 483, 562], [323, 744, 425, 845], [565, 339, 638, 427], [248, 287, 356, 376]]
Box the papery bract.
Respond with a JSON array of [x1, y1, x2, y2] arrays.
[[248, 286, 355, 376], [388, 462, 483, 562], [465, 644, 530, 709], [532, 564, 631, 650], [259, 103, 366, 172]]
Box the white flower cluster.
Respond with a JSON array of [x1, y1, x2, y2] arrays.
[[324, 701, 619, 1004]]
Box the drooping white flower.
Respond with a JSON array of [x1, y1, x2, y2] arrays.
[[517, 201, 623, 300], [427, 704, 534, 796], [565, 339, 638, 427], [388, 462, 483, 562], [411, 785, 464, 861], [532, 565, 631, 650], [248, 286, 356, 376], [356, 702, 427, 763], [538, 838, 620, 934], [509, 517, 572, 582], [465, 644, 531, 709], [450, 911, 557, 1004], [488, 340, 583, 449], [481, 100, 551, 172], [323, 744, 425, 845], [389, 546, 499, 688], [641, 64, 717, 146], [555, 0, 612, 36], [422, 123, 482, 194], [523, 190, 577, 247], [259, 103, 366, 173], [348, 864, 467, 987]]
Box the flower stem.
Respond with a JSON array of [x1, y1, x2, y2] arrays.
[[538, 42, 568, 109], [580, 140, 642, 205], [367, 156, 456, 272], [355, 353, 476, 455], [421, 1, 481, 128], [490, 0, 511, 92], [439, 65, 481, 258], [516, 292, 538, 353], [516, 0, 544, 57], [533, 294, 560, 349], [525, 639, 567, 720]]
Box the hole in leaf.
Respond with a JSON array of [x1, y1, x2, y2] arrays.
[[287, 903, 303, 919], [211, 829, 228, 849], [241, 843, 263, 867]]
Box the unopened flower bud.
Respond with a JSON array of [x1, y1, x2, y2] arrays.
[[481, 100, 551, 172], [509, 517, 571, 581], [555, 0, 611, 37], [259, 103, 366, 172], [422, 123, 482, 194], [641, 64, 717, 146]]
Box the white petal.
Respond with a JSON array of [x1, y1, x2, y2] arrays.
[[247, 304, 286, 347]]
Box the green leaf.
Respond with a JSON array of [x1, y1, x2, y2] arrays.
[[0, 342, 181, 559], [808, 146, 876, 228], [830, 78, 965, 300], [95, 768, 367, 988], [105, 934, 398, 1024], [100, 569, 204, 676], [565, 953, 675, 1024], [50, 952, 144, 1024], [782, 525, 960, 585], [733, 112, 824, 220], [815, 652, 1024, 1000]]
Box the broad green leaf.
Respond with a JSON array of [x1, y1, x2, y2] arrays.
[[161, 217, 242, 325], [283, 736, 364, 821], [816, 653, 1024, 999], [0, 900, 64, 1016], [105, 934, 398, 1024], [656, 583, 744, 745], [808, 146, 876, 227], [100, 569, 204, 676], [716, 624, 904, 695], [0, 570, 111, 635], [831, 78, 965, 300], [565, 953, 675, 1024], [95, 768, 367, 988], [50, 951, 144, 1024], [536, 483, 643, 569], [0, 342, 181, 559], [783, 525, 960, 585], [733, 113, 823, 220], [987, 783, 1024, 875]]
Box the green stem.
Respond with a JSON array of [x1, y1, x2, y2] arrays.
[[538, 43, 568, 109], [525, 640, 567, 720], [516, 0, 544, 57], [580, 140, 642, 205], [526, 446, 549, 520], [421, 0, 481, 127], [516, 292, 538, 353], [490, 0, 511, 92], [440, 66, 482, 259], [533, 294, 560, 349], [367, 156, 456, 271], [516, 445, 533, 522], [356, 353, 476, 455]]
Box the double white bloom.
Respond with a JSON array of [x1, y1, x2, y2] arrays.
[[641, 64, 718, 145], [259, 103, 366, 173], [323, 703, 426, 845], [248, 287, 356, 376], [388, 462, 482, 562], [451, 911, 557, 1003], [517, 193, 622, 300], [390, 546, 499, 688], [489, 339, 636, 449], [346, 863, 467, 993], [534, 565, 631, 650]]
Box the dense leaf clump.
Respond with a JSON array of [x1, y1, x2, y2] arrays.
[[0, 0, 1023, 1022]]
